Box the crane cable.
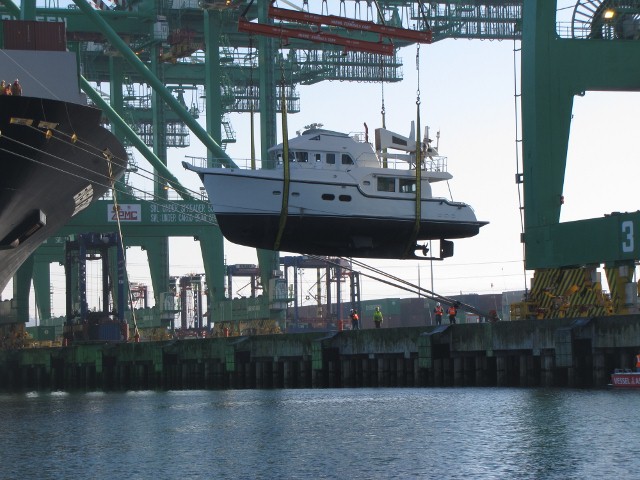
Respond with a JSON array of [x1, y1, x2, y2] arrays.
[[380, 29, 387, 168], [402, 43, 422, 259], [307, 254, 499, 321], [377, 0, 389, 168], [512, 36, 528, 292], [105, 151, 140, 342]]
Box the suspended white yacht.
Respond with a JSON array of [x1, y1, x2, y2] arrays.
[[183, 123, 487, 259]]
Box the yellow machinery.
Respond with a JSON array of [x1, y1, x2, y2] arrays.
[[511, 266, 616, 320]]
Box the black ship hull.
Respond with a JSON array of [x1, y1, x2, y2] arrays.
[[0, 94, 126, 292], [216, 213, 484, 259]]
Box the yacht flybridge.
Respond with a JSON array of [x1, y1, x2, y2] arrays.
[[184, 123, 487, 259]]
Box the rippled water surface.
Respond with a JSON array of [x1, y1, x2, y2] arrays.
[[1, 388, 638, 479]]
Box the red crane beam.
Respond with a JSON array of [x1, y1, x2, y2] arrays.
[[269, 5, 432, 44], [237, 17, 394, 55]]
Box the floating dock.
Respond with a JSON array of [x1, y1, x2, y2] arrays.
[[2, 315, 640, 391]]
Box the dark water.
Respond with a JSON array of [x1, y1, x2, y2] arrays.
[[0, 388, 638, 479]]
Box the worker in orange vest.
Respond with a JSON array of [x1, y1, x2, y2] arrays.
[[636, 352, 640, 372], [434, 303, 444, 326], [448, 305, 457, 325], [350, 309, 360, 330]]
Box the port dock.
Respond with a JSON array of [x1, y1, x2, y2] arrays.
[[2, 315, 639, 391]]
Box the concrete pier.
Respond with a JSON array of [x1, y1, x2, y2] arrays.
[[2, 315, 640, 391]]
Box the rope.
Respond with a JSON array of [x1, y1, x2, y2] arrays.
[[106, 151, 139, 342], [1, 125, 221, 228], [0, 128, 121, 193], [5, 115, 146, 338], [307, 254, 498, 321]]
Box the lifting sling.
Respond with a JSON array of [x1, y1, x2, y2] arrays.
[[273, 83, 290, 251]]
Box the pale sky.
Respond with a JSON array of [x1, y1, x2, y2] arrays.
[[11, 1, 640, 317], [137, 35, 640, 308]]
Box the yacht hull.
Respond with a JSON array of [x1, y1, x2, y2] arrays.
[[216, 212, 483, 258], [192, 167, 485, 259]]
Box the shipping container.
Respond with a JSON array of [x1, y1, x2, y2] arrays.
[[334, 298, 401, 329], [450, 293, 502, 321], [215, 297, 270, 322], [97, 322, 122, 342], [400, 297, 430, 327], [26, 325, 57, 341], [3, 20, 35, 50], [34, 21, 66, 51], [359, 298, 401, 328], [2, 20, 66, 51], [274, 293, 505, 329]]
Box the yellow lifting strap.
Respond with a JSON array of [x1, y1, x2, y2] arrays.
[[250, 109, 256, 170], [273, 85, 290, 251], [402, 101, 422, 258], [249, 37, 256, 171]]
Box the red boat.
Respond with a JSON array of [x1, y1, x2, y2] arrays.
[[610, 369, 640, 388]]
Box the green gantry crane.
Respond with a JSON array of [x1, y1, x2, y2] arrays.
[[6, 0, 639, 328]]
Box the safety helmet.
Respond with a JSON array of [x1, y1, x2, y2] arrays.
[[436, 302, 441, 307]]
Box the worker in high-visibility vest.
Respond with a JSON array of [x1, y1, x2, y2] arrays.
[[448, 305, 457, 325], [434, 303, 444, 326], [636, 352, 640, 372], [373, 306, 383, 329], [350, 309, 360, 330]]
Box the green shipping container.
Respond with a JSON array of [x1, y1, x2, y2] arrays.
[[26, 325, 56, 341]]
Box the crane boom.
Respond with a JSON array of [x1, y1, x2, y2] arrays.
[[268, 5, 432, 44], [238, 17, 395, 55]]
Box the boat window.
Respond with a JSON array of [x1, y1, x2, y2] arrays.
[[326, 153, 336, 165], [292, 151, 308, 163], [341, 154, 354, 165], [339, 195, 351, 202], [315, 153, 321, 162], [363, 180, 371, 186], [322, 194, 335, 201], [399, 179, 416, 193], [377, 177, 396, 192]]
